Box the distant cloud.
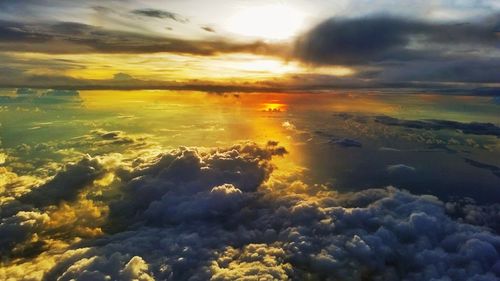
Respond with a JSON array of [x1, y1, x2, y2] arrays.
[[131, 8, 189, 23], [0, 20, 278, 56], [112, 72, 134, 81], [2, 140, 500, 280], [386, 164, 417, 173], [464, 158, 500, 178], [374, 115, 500, 137], [291, 14, 500, 90], [294, 15, 499, 65], [329, 138, 362, 148], [19, 156, 106, 208], [201, 26, 216, 33]]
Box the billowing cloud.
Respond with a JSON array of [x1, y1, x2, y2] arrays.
[[2, 140, 499, 280], [19, 156, 106, 208]]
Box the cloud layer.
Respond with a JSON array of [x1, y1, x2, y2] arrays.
[[294, 15, 499, 65], [0, 3, 499, 92], [1, 139, 500, 280]]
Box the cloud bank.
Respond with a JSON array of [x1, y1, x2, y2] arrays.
[[1, 139, 500, 280]]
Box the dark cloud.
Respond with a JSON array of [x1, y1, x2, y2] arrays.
[[47, 184, 500, 280], [19, 156, 106, 208], [107, 142, 287, 229], [0, 211, 49, 259], [446, 198, 500, 233], [0, 75, 285, 93], [374, 116, 500, 137], [201, 26, 216, 33], [294, 15, 500, 65], [328, 138, 362, 148], [464, 158, 500, 178], [91, 129, 145, 146], [291, 14, 500, 89], [131, 8, 189, 23], [0, 20, 279, 56]]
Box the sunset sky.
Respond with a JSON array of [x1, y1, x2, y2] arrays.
[[1, 1, 500, 281], [0, 0, 499, 93]]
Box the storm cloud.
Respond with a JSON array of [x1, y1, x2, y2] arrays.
[[291, 14, 500, 90], [294, 15, 500, 65]]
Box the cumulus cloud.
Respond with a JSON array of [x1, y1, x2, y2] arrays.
[[107, 142, 286, 229], [2, 141, 500, 281], [0, 211, 49, 259], [47, 183, 500, 281], [19, 155, 106, 208]]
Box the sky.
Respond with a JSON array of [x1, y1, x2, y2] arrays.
[[0, 0, 499, 93]]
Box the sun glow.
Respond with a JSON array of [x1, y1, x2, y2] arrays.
[[262, 102, 287, 112], [226, 3, 306, 40]]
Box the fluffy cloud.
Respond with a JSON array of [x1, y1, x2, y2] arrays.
[[1, 141, 500, 281], [19, 156, 106, 208], [107, 142, 286, 229], [0, 211, 49, 259], [50, 253, 154, 281], [210, 244, 292, 280], [329, 138, 362, 148]]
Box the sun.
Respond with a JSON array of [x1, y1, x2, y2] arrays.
[[226, 3, 306, 41]]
